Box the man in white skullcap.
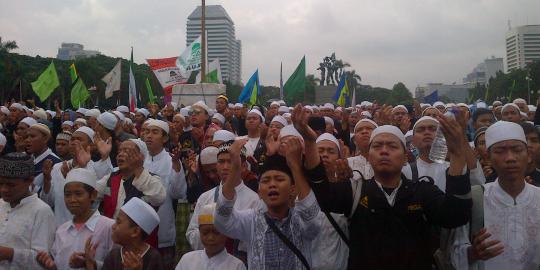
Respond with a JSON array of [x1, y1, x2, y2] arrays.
[[25, 123, 62, 193], [102, 197, 164, 269], [348, 119, 378, 180], [84, 108, 100, 129], [142, 119, 187, 268], [305, 111, 473, 269], [392, 105, 410, 133], [500, 103, 521, 123], [212, 113, 226, 129], [402, 116, 485, 192], [186, 140, 259, 256], [190, 101, 221, 148], [450, 121, 540, 270], [311, 133, 349, 270], [176, 203, 245, 270], [240, 109, 264, 159]]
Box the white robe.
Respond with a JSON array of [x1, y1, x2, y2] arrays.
[[175, 249, 245, 270], [310, 212, 349, 270], [450, 180, 540, 269]]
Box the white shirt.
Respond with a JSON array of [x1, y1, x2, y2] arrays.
[[347, 155, 374, 180], [243, 136, 260, 158], [186, 181, 260, 251], [51, 211, 114, 270], [175, 249, 245, 270], [310, 212, 349, 270], [41, 158, 113, 226], [402, 158, 486, 191], [32, 148, 60, 192], [144, 148, 187, 248], [450, 180, 540, 270], [0, 194, 56, 270]]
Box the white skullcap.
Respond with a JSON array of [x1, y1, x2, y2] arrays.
[[128, 138, 149, 160], [112, 111, 126, 122], [228, 103, 234, 108], [124, 118, 133, 125], [392, 105, 408, 113], [121, 197, 160, 234], [528, 105, 536, 112], [76, 108, 88, 115], [354, 119, 378, 132], [433, 101, 446, 108], [75, 126, 95, 143], [174, 113, 185, 122], [30, 123, 51, 137], [9, 103, 23, 111], [136, 108, 150, 118], [198, 203, 216, 225], [65, 168, 97, 190], [21, 106, 29, 113], [147, 119, 169, 134], [412, 116, 439, 131], [279, 100, 286, 106], [116, 105, 129, 113], [476, 102, 487, 109], [33, 109, 47, 121], [520, 111, 527, 118], [49, 111, 56, 118], [336, 107, 343, 112], [192, 101, 210, 112], [493, 101, 502, 106], [234, 103, 243, 108], [213, 130, 236, 142], [200, 146, 219, 165], [85, 108, 100, 118], [62, 120, 74, 127], [485, 121, 526, 149], [20, 117, 38, 127], [74, 118, 87, 125], [316, 133, 340, 150], [361, 111, 372, 118], [513, 98, 526, 105], [248, 109, 265, 123], [324, 116, 334, 127], [323, 103, 335, 110], [180, 107, 190, 117], [282, 113, 292, 119], [271, 115, 288, 127], [270, 101, 280, 107], [208, 109, 215, 117], [97, 112, 118, 131], [170, 102, 178, 111], [278, 106, 289, 113], [0, 133, 6, 146], [212, 113, 226, 125], [501, 103, 520, 114], [304, 105, 314, 112], [279, 125, 302, 139], [370, 125, 406, 146], [0, 106, 10, 116], [457, 103, 469, 109]]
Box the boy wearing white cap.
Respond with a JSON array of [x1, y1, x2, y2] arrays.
[[303, 104, 473, 269], [36, 168, 115, 270], [103, 197, 164, 270], [176, 203, 245, 270], [143, 120, 187, 269], [25, 123, 62, 193], [450, 121, 540, 269]]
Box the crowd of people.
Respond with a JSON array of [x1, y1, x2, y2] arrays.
[[0, 94, 539, 270]]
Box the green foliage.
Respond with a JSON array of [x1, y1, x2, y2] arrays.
[[390, 82, 413, 105], [0, 52, 163, 110]]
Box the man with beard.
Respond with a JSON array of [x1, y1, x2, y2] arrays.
[[4, 103, 26, 154]]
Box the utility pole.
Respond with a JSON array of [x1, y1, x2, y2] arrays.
[[200, 0, 207, 83]]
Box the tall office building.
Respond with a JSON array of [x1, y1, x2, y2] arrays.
[[506, 25, 540, 71], [187, 5, 242, 85], [463, 57, 504, 86]]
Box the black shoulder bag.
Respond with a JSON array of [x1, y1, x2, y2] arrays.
[[264, 215, 311, 270]]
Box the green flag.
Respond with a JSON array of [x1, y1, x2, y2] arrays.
[[508, 79, 516, 100], [283, 56, 306, 105], [31, 62, 60, 102], [145, 78, 156, 104], [69, 64, 89, 108]]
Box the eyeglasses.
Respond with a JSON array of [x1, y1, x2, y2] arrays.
[[189, 109, 203, 116]]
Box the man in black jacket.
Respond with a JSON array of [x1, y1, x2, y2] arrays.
[[291, 104, 472, 270]]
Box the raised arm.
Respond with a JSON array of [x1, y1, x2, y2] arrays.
[[284, 137, 310, 199], [222, 138, 248, 200]]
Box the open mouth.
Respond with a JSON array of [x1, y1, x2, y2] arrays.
[[267, 191, 280, 199]]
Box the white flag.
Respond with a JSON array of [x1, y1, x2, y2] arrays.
[[176, 36, 201, 77], [128, 66, 137, 111], [102, 60, 121, 99], [196, 58, 222, 84]]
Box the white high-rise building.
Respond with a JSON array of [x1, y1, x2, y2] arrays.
[[57, 43, 100, 60], [506, 25, 540, 71], [187, 5, 242, 85], [463, 57, 504, 86]]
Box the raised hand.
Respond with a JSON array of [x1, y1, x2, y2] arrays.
[[375, 105, 392, 126], [399, 115, 411, 133], [60, 161, 71, 178], [284, 137, 303, 169], [170, 146, 184, 173], [222, 138, 248, 200], [73, 141, 91, 168], [94, 134, 112, 161], [335, 159, 353, 181], [437, 111, 465, 156], [42, 159, 54, 193], [291, 104, 317, 142], [265, 133, 280, 156], [68, 251, 86, 269], [36, 251, 57, 270], [468, 228, 504, 262], [339, 140, 350, 159], [122, 251, 143, 270], [83, 237, 98, 269]]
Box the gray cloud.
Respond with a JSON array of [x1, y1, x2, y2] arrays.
[[1, 0, 539, 92]]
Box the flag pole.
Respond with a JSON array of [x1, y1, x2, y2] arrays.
[[201, 0, 207, 82]]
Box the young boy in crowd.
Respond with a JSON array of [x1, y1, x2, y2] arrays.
[[36, 168, 115, 270], [102, 197, 163, 270], [176, 203, 245, 270]]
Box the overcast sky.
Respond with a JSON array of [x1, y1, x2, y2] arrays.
[[2, 0, 539, 92]]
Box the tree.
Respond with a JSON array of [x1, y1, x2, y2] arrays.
[[305, 74, 319, 104], [0, 37, 18, 53], [390, 82, 413, 105]]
